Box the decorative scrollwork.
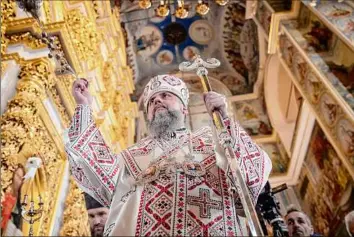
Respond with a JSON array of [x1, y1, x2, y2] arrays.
[[65, 9, 100, 69], [59, 178, 90, 236]]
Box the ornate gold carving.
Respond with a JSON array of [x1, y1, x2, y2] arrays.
[[17, 58, 56, 98], [65, 9, 101, 69], [101, 60, 115, 109], [1, 28, 9, 55], [0, 58, 65, 235], [59, 178, 90, 236], [1, 61, 8, 78], [43, 0, 52, 23], [7, 32, 47, 49], [48, 86, 71, 127], [1, 0, 16, 22], [2, 2, 137, 236], [92, 0, 100, 19], [1, 52, 24, 63], [1, 108, 64, 236], [1, 0, 16, 55]]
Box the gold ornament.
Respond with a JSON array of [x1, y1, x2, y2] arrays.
[[59, 178, 90, 236], [155, 0, 169, 17], [175, 1, 188, 19], [139, 0, 152, 9], [196, 0, 209, 15], [65, 9, 100, 69], [215, 0, 229, 6], [8, 32, 46, 50]]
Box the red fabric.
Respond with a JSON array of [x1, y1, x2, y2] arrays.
[[1, 193, 16, 229]]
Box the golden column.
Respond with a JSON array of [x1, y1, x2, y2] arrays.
[[1, 58, 89, 236]]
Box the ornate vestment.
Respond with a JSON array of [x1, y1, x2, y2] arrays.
[[65, 105, 272, 236]]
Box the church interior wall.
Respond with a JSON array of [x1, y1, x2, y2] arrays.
[[1, 0, 353, 236], [1, 0, 137, 235]]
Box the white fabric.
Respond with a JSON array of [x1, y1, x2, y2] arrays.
[[4, 220, 22, 237], [143, 75, 189, 112], [65, 105, 272, 236]]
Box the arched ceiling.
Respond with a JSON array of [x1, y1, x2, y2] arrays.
[[120, 1, 259, 95], [120, 1, 295, 179]]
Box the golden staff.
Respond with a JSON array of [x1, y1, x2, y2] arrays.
[[179, 55, 264, 236]]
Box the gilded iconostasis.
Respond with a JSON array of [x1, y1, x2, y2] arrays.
[[1, 0, 354, 236]]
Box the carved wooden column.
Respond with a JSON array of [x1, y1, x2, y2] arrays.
[[1, 58, 52, 194], [1, 56, 90, 235], [1, 0, 15, 56], [1, 59, 54, 235]]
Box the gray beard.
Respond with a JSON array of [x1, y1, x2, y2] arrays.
[[148, 109, 182, 138]]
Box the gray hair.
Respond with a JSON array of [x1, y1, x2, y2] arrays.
[[345, 210, 354, 235], [285, 204, 312, 227]]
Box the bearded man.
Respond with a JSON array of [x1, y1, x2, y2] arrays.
[[65, 75, 272, 236], [84, 193, 109, 237]]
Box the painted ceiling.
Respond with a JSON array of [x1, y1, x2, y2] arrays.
[[120, 1, 291, 176], [121, 1, 259, 97]]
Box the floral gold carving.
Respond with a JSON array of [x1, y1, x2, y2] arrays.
[[1, 58, 64, 235], [7, 32, 47, 49], [1, 0, 16, 55], [65, 9, 100, 69], [59, 178, 90, 236], [48, 86, 71, 127], [2, 2, 137, 236], [43, 0, 52, 23]]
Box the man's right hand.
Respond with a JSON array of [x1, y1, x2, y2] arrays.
[[72, 78, 93, 105]]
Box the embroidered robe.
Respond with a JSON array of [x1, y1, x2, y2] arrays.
[[65, 105, 272, 236]]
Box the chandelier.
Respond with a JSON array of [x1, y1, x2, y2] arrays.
[[138, 0, 229, 18]]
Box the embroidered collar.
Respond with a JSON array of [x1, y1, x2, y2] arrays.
[[153, 128, 190, 149]]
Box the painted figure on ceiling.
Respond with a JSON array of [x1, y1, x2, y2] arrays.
[[305, 21, 333, 53], [136, 31, 160, 53], [65, 75, 272, 236]]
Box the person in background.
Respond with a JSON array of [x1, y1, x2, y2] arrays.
[[84, 193, 109, 237], [1, 166, 25, 236], [345, 210, 354, 237], [285, 205, 322, 237], [66, 75, 272, 236]]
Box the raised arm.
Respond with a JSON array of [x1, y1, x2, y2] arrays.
[[65, 79, 121, 206]]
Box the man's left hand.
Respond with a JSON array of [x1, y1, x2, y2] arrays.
[[204, 92, 228, 119]]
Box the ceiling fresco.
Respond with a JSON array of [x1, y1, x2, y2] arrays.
[[259, 140, 290, 176], [121, 1, 259, 97], [296, 122, 352, 235], [232, 98, 273, 137], [121, 1, 291, 177]]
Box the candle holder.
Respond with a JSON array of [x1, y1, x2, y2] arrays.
[[21, 194, 44, 237], [19, 157, 43, 236]]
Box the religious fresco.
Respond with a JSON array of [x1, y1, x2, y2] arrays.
[[255, 1, 273, 36], [258, 140, 289, 175], [217, 73, 249, 95], [232, 98, 273, 137], [296, 123, 353, 236], [122, 1, 259, 98], [222, 4, 259, 91], [279, 2, 354, 164], [282, 3, 354, 107], [307, 1, 354, 45]]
